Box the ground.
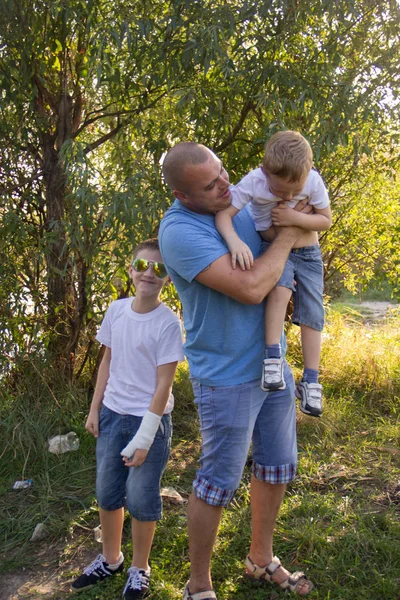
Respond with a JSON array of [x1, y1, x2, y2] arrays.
[[1, 300, 398, 600]]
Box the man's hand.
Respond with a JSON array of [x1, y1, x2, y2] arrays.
[[293, 198, 312, 213], [85, 410, 100, 438]]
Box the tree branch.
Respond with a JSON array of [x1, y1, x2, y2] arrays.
[[83, 91, 167, 154]]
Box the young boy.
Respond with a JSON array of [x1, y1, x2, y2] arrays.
[[215, 131, 332, 417], [71, 238, 184, 599]]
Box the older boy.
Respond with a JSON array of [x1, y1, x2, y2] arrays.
[[71, 238, 183, 599], [215, 131, 332, 417]]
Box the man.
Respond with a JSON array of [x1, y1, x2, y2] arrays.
[[159, 142, 314, 598]]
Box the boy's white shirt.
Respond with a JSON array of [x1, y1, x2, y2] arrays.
[[231, 167, 330, 232], [96, 298, 184, 416]]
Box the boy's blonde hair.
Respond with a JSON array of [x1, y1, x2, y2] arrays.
[[263, 131, 313, 183]]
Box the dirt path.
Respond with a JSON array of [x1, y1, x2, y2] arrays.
[[352, 300, 398, 323]]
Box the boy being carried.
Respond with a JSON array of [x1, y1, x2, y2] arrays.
[[71, 238, 184, 599], [215, 131, 332, 417]]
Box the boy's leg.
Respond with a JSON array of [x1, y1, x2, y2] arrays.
[[122, 519, 156, 600], [301, 324, 321, 371], [131, 518, 156, 570], [100, 507, 124, 564], [262, 286, 292, 391], [291, 246, 324, 417], [123, 414, 171, 599], [71, 406, 127, 591], [265, 286, 292, 345]]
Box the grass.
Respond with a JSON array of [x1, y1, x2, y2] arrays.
[[1, 306, 400, 599]]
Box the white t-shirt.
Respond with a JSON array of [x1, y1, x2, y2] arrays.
[[96, 298, 184, 416], [231, 167, 330, 231]]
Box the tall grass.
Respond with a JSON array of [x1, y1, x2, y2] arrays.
[[1, 308, 399, 599]]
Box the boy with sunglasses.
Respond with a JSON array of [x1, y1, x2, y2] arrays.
[[71, 238, 183, 599]]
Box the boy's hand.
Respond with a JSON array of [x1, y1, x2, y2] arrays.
[[271, 201, 312, 227], [85, 410, 100, 438], [226, 236, 254, 270], [122, 449, 149, 467], [120, 411, 161, 466]]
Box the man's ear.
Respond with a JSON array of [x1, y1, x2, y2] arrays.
[[174, 189, 186, 203]]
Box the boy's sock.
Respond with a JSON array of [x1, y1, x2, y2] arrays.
[[108, 553, 124, 570], [264, 343, 281, 359], [302, 368, 319, 384]]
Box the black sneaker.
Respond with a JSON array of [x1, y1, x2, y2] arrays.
[[71, 553, 124, 592], [123, 566, 151, 599]]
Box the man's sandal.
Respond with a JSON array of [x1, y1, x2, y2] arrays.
[[245, 555, 314, 596], [182, 582, 217, 600]]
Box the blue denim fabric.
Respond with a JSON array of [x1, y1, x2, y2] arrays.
[[191, 363, 297, 507], [96, 405, 171, 521], [273, 243, 324, 331]]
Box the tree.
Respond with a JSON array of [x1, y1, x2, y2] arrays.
[[1, 0, 399, 379]]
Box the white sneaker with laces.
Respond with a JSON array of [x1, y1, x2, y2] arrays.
[[261, 357, 286, 391], [296, 382, 323, 417]]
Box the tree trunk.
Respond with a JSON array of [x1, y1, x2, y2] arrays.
[[42, 133, 73, 374]]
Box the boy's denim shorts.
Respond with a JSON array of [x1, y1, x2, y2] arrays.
[[191, 362, 297, 507], [275, 243, 324, 332], [96, 405, 171, 521]]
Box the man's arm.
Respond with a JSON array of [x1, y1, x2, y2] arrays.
[[195, 225, 304, 304]]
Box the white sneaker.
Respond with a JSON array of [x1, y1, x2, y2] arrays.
[[261, 357, 286, 391], [296, 382, 323, 417]]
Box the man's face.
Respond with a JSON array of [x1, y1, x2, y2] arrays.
[[264, 171, 308, 202], [174, 151, 231, 215]]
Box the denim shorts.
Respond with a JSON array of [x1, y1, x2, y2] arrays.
[[275, 243, 324, 331], [96, 405, 171, 521], [191, 362, 297, 507]]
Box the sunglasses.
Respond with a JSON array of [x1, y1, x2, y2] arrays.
[[131, 257, 168, 279]]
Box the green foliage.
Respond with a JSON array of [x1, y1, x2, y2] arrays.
[[1, 0, 400, 377]]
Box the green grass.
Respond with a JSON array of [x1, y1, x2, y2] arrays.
[[1, 309, 400, 599]]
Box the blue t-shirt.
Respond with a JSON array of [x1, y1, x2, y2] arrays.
[[159, 200, 267, 386]]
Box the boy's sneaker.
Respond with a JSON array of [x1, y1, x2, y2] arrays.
[[71, 553, 124, 592], [123, 566, 151, 600], [261, 357, 286, 391], [296, 382, 323, 417]]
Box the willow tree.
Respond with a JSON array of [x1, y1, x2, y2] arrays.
[[0, 0, 208, 374], [1, 0, 399, 378]]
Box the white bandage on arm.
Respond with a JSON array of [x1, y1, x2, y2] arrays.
[[120, 411, 162, 459]]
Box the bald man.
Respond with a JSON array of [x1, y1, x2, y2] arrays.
[[159, 143, 314, 599]]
